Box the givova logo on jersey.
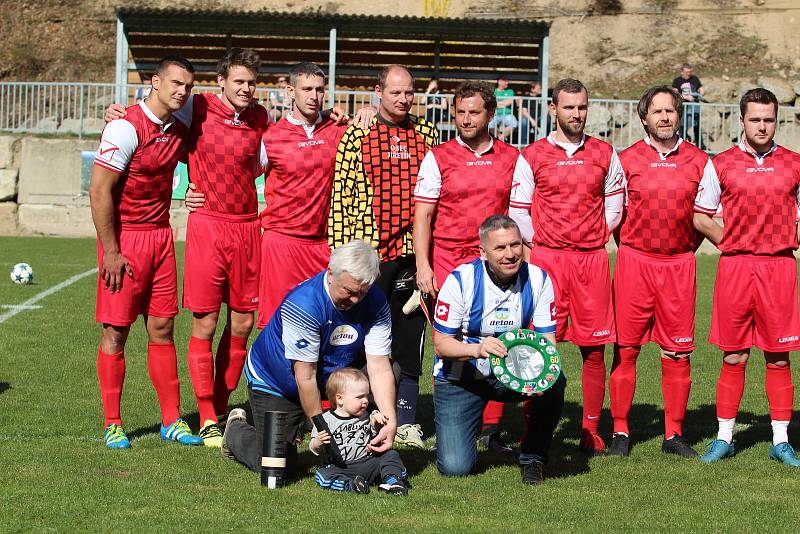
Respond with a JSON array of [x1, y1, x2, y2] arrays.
[[329, 325, 359, 346]]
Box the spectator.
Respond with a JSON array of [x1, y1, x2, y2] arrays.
[[424, 78, 450, 130], [518, 81, 542, 145], [672, 64, 706, 149], [489, 74, 517, 141], [134, 80, 151, 103], [268, 75, 290, 121]]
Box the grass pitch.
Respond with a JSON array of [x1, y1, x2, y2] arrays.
[[2, 236, 800, 532]]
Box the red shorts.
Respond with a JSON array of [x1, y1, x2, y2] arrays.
[[182, 211, 261, 313], [433, 244, 480, 289], [710, 254, 800, 352], [613, 245, 696, 352], [95, 226, 178, 326], [258, 230, 331, 329], [529, 246, 615, 345]]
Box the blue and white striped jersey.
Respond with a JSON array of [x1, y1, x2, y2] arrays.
[[245, 271, 392, 401], [432, 259, 556, 382]]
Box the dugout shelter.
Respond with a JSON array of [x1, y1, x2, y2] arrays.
[[114, 8, 551, 133]]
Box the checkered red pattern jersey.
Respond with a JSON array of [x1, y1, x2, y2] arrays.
[[694, 143, 800, 255], [186, 93, 270, 217], [93, 102, 186, 227], [329, 114, 439, 260], [260, 116, 348, 238], [618, 139, 710, 254], [522, 135, 624, 250], [413, 137, 522, 251]]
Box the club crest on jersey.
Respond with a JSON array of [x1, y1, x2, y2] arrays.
[[329, 325, 358, 346], [557, 159, 584, 166], [298, 139, 325, 148], [436, 302, 450, 321]]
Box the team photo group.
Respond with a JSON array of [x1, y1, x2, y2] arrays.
[[88, 46, 800, 494]]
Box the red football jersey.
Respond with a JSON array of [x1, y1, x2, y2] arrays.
[[414, 137, 522, 251], [618, 138, 710, 254], [94, 103, 187, 228], [695, 143, 800, 255], [260, 116, 348, 239], [523, 134, 623, 250], [186, 93, 270, 218]]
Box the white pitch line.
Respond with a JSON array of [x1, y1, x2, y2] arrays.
[[0, 267, 98, 324], [1, 304, 43, 310]]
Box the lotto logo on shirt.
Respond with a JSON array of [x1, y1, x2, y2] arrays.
[[550, 302, 557, 320], [436, 302, 450, 321]]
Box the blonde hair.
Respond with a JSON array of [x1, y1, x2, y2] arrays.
[[325, 368, 369, 405]]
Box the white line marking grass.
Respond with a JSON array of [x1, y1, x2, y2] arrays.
[[0, 268, 98, 324]]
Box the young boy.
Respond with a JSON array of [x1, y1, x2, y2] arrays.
[[310, 368, 408, 495]]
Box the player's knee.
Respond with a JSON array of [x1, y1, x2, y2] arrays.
[[230, 313, 255, 338], [660, 350, 692, 360], [723, 351, 749, 365], [192, 312, 219, 338], [765, 352, 790, 367], [147, 317, 174, 343], [436, 451, 474, 477], [100, 326, 128, 354]]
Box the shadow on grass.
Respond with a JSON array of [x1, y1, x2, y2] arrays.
[[0, 382, 10, 395], [690, 404, 778, 454]]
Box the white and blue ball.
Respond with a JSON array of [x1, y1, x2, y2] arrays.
[[10, 263, 33, 285]]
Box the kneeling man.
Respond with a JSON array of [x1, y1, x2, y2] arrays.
[[433, 215, 565, 485], [221, 239, 397, 475]]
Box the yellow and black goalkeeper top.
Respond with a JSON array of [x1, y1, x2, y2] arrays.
[[328, 113, 439, 261]]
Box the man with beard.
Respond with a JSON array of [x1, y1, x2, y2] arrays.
[[607, 86, 714, 457], [414, 80, 535, 452], [329, 65, 438, 448], [514, 78, 625, 456]]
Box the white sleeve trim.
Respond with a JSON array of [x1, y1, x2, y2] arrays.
[[604, 148, 626, 196], [94, 119, 138, 172], [509, 154, 534, 209], [510, 206, 534, 246], [364, 302, 392, 356], [694, 159, 721, 214], [413, 150, 442, 203]]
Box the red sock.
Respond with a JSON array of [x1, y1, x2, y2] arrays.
[[580, 346, 606, 433], [716, 361, 746, 420], [97, 347, 125, 427], [213, 334, 248, 416], [481, 401, 504, 430], [661, 357, 691, 438], [188, 336, 216, 424], [147, 342, 181, 426], [609, 345, 639, 435], [765, 363, 793, 421]]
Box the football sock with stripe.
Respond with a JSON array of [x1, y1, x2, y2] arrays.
[[213, 334, 248, 416], [396, 373, 420, 426], [609, 345, 639, 436], [580, 346, 606, 434], [147, 341, 181, 427], [661, 356, 691, 438], [97, 347, 125, 427], [766, 363, 793, 445], [188, 336, 216, 424]]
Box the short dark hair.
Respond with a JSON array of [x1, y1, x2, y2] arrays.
[[552, 78, 587, 105], [637, 85, 683, 122], [155, 55, 195, 77], [497, 74, 509, 82], [216, 48, 260, 78], [453, 81, 497, 114], [378, 65, 414, 89], [479, 215, 519, 245], [289, 62, 325, 86], [681, 63, 692, 70], [739, 87, 779, 117]]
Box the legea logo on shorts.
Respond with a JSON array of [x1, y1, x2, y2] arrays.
[[674, 337, 693, 343], [329, 325, 358, 346], [778, 336, 799, 343], [592, 330, 611, 337]]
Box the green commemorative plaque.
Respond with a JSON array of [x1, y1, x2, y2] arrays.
[[490, 329, 561, 394]]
